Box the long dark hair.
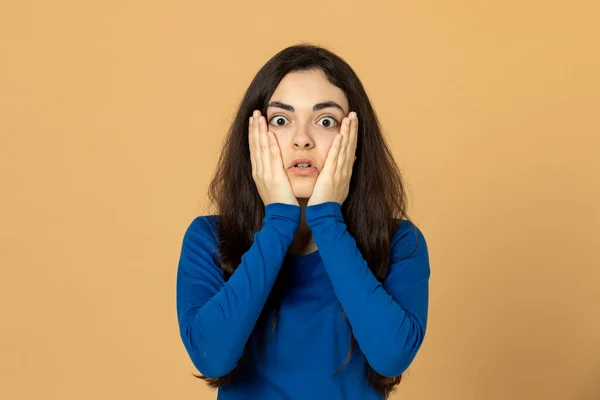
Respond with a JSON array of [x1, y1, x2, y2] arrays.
[[196, 43, 415, 398]]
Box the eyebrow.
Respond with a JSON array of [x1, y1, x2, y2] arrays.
[[267, 101, 346, 114]]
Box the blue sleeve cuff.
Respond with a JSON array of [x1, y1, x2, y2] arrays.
[[265, 203, 300, 217], [264, 202, 302, 222], [305, 202, 343, 228]]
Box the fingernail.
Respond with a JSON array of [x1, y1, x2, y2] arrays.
[[253, 110, 258, 117]]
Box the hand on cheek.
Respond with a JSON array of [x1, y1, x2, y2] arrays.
[[307, 112, 358, 206]]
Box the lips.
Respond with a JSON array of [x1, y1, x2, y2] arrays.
[[288, 157, 317, 170]]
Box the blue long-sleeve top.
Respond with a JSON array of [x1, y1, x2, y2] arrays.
[[176, 201, 430, 399]]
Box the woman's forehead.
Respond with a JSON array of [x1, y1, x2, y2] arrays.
[[269, 70, 348, 112]]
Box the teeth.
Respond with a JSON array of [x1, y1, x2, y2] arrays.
[[295, 163, 310, 168]]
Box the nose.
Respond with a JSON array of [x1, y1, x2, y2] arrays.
[[292, 123, 315, 149]]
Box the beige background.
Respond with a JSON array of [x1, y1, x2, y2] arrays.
[[1, 1, 599, 399]]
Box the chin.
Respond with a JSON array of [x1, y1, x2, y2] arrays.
[[290, 179, 316, 199]]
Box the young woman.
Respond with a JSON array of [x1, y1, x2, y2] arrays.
[[176, 44, 431, 399]]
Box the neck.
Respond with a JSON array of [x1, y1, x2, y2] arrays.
[[288, 198, 316, 256]]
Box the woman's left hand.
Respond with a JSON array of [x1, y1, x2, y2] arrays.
[[307, 111, 358, 206]]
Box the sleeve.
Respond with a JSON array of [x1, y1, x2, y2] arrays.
[[176, 203, 301, 378], [305, 201, 430, 378]]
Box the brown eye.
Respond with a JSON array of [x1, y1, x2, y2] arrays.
[[269, 115, 289, 127], [318, 116, 338, 129]]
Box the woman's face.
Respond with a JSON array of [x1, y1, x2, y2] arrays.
[[266, 69, 350, 200]]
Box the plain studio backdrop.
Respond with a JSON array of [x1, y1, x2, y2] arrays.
[[1, 1, 599, 399]]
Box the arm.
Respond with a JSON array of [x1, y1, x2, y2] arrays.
[[176, 203, 301, 378], [305, 202, 430, 378]]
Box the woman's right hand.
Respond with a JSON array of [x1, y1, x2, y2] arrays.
[[249, 110, 299, 207]]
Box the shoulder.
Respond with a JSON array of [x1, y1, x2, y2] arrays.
[[389, 218, 430, 273], [184, 214, 220, 240], [181, 214, 221, 265], [381, 219, 430, 284]]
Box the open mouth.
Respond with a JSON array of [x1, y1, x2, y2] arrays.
[[289, 164, 318, 175]]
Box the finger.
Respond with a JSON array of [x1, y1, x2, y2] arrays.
[[348, 113, 358, 171], [252, 111, 264, 177], [249, 116, 256, 172], [251, 112, 258, 176], [324, 132, 343, 174], [336, 116, 350, 175], [268, 130, 283, 173], [257, 113, 272, 177]]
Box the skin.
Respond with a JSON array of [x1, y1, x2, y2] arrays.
[[258, 69, 358, 256]]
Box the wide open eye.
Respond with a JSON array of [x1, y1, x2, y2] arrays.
[[317, 116, 338, 129], [269, 115, 289, 127]]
